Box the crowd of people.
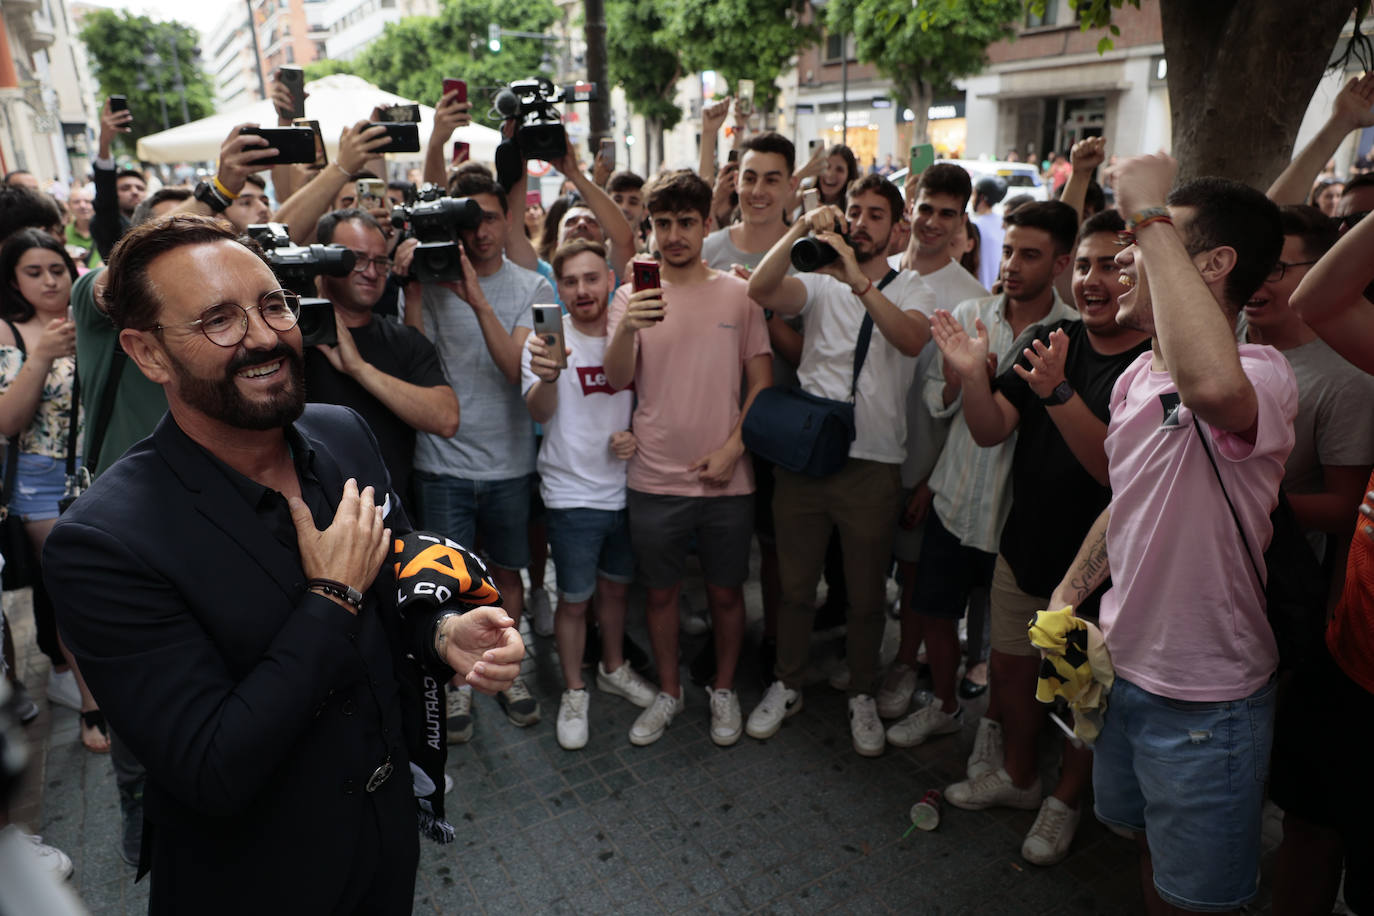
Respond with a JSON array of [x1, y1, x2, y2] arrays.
[[0, 66, 1372, 916]]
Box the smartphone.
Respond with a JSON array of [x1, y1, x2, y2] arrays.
[[532, 306, 567, 369], [292, 118, 328, 169], [441, 78, 467, 103], [599, 137, 616, 169], [632, 259, 661, 293], [108, 95, 128, 114], [802, 188, 820, 212], [238, 127, 317, 165], [277, 67, 306, 120], [526, 190, 542, 209], [727, 148, 739, 164], [809, 139, 824, 156], [737, 79, 755, 104], [356, 178, 386, 208], [366, 122, 421, 154], [378, 103, 421, 123], [909, 142, 936, 176], [451, 141, 470, 165]]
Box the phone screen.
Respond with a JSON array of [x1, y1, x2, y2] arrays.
[[599, 138, 615, 169]]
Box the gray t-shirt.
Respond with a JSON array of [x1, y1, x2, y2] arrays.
[[414, 258, 553, 480], [702, 226, 802, 388], [1281, 336, 1374, 496]]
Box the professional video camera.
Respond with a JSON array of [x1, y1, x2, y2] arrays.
[[389, 185, 483, 284], [246, 223, 356, 348], [493, 77, 597, 162]]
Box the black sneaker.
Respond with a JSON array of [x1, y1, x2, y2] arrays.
[[496, 676, 541, 727]]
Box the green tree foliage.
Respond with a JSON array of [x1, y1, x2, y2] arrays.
[[827, 0, 1021, 143], [307, 0, 557, 127], [605, 0, 682, 131], [77, 10, 215, 151], [668, 0, 817, 109]]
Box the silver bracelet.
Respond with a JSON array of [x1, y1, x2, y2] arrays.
[[433, 610, 462, 658]]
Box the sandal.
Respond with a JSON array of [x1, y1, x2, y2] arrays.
[[81, 709, 111, 753]]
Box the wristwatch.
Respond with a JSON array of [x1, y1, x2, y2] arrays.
[[194, 180, 231, 214], [1041, 380, 1074, 406], [308, 578, 364, 611]]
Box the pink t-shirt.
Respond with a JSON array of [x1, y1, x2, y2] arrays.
[[1098, 344, 1297, 701], [606, 271, 771, 497]]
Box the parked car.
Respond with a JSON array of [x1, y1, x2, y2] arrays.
[[889, 158, 1050, 214]]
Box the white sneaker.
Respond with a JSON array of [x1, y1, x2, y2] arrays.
[[629, 690, 684, 746], [679, 593, 710, 636], [945, 767, 1042, 811], [1021, 796, 1080, 866], [706, 687, 743, 746], [46, 669, 81, 712], [557, 688, 590, 750], [886, 699, 962, 748], [849, 694, 884, 757], [444, 773, 454, 795], [966, 717, 1005, 779], [746, 680, 803, 739], [6, 828, 73, 881], [827, 663, 851, 691], [876, 663, 918, 718], [596, 661, 656, 708], [529, 587, 555, 638]]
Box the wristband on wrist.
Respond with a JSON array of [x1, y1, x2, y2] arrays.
[[433, 610, 463, 658], [1127, 206, 1172, 231], [307, 577, 364, 611], [333, 162, 352, 180], [193, 180, 232, 214], [211, 176, 239, 201], [852, 278, 874, 298]]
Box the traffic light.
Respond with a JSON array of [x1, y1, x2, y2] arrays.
[[488, 23, 501, 53]]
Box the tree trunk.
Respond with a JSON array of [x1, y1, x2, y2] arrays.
[[584, 0, 611, 155], [1161, 0, 1352, 187], [900, 79, 935, 146]]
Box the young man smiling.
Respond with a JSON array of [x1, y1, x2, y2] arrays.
[[604, 171, 772, 748]]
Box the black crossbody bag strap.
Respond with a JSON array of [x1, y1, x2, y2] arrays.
[[1192, 419, 1265, 589], [848, 269, 899, 402]]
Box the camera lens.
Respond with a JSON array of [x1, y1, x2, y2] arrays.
[[790, 237, 839, 272]]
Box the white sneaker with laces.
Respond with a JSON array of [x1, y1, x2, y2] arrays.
[[596, 661, 656, 708], [966, 717, 1005, 779], [679, 593, 710, 636], [1021, 796, 1081, 865], [885, 698, 962, 748], [745, 680, 802, 739], [827, 664, 851, 691], [849, 694, 884, 757], [4, 828, 73, 881], [876, 663, 917, 718], [629, 690, 684, 746], [945, 766, 1042, 811], [528, 587, 555, 638], [46, 669, 80, 712], [706, 687, 742, 746], [557, 688, 590, 750]]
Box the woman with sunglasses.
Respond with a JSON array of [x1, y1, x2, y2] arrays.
[[0, 229, 104, 751]]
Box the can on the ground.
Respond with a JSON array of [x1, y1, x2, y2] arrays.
[[909, 789, 941, 831]]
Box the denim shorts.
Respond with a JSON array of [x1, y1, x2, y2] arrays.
[[9, 452, 73, 522], [1093, 674, 1277, 912], [411, 472, 531, 571], [546, 507, 634, 603]]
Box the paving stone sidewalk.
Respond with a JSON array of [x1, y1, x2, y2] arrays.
[[6, 563, 1283, 914]]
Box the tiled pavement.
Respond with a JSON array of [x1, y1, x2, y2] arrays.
[[6, 566, 1284, 915]]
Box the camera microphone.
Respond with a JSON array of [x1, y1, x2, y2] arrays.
[[493, 88, 520, 119]]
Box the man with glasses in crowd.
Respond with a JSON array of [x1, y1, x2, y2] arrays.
[[44, 214, 524, 911], [307, 209, 459, 502]]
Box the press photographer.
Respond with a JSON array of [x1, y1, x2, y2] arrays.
[[302, 209, 458, 502]]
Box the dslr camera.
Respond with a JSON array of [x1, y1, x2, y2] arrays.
[[390, 185, 483, 284], [790, 216, 853, 272], [246, 222, 356, 347]]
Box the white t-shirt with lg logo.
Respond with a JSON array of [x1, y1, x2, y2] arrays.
[[520, 317, 635, 510]]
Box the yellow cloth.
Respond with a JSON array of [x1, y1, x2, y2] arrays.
[[1027, 606, 1115, 743]]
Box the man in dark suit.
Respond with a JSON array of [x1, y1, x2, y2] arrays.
[[42, 214, 525, 915]]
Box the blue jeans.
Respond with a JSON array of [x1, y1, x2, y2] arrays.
[[546, 507, 633, 603], [411, 472, 530, 571], [1093, 674, 1277, 912]]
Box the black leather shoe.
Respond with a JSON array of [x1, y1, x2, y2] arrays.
[[958, 676, 988, 700]]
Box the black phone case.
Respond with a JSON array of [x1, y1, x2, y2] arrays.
[[239, 127, 317, 166], [367, 122, 421, 154]]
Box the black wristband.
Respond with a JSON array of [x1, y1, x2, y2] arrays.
[[1040, 380, 1074, 406], [308, 577, 364, 611]]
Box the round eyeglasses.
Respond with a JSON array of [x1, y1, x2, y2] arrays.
[[149, 289, 302, 347]]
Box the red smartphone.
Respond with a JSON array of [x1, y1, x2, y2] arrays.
[[632, 259, 661, 293], [442, 78, 467, 103], [451, 141, 470, 165]]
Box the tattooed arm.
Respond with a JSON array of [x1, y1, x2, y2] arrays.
[[1048, 507, 1110, 613]]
